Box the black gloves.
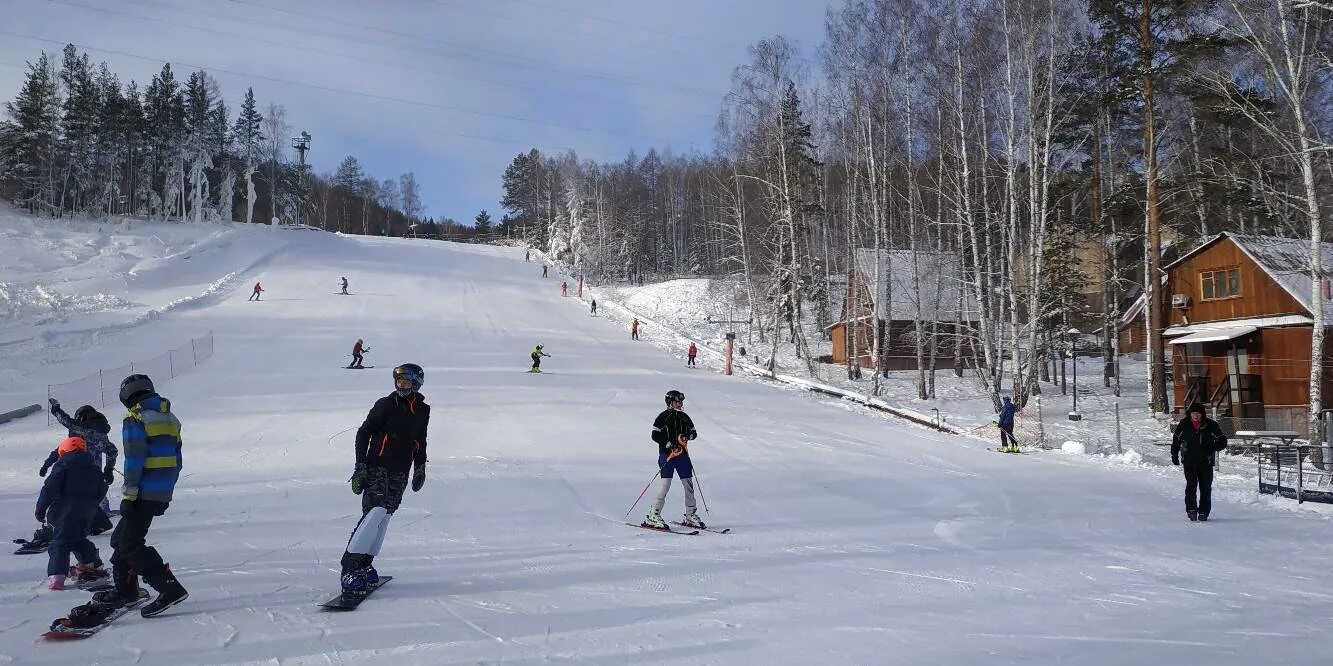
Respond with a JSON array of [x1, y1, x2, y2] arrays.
[[39, 462, 51, 477], [350, 463, 368, 495], [103, 468, 115, 486], [411, 462, 426, 492], [48, 398, 59, 415], [1172, 455, 1180, 466]]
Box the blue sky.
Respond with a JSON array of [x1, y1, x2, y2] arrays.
[[1, 0, 832, 224]]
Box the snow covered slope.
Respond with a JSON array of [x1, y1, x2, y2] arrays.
[[0, 221, 1330, 664]]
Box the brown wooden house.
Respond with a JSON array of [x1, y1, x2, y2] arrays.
[[1163, 232, 1333, 431], [826, 249, 978, 371]]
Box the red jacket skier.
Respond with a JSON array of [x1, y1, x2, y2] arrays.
[[687, 343, 698, 367], [249, 282, 264, 301], [350, 339, 369, 369]]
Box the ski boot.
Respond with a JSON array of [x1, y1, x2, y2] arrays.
[[1187, 510, 1198, 522], [358, 565, 379, 588], [75, 563, 109, 585], [680, 511, 706, 530], [642, 509, 667, 529], [47, 574, 66, 590], [141, 565, 188, 617]]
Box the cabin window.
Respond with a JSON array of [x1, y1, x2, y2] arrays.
[[1200, 268, 1241, 300]]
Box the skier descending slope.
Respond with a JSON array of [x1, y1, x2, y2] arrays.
[[645, 390, 703, 529], [340, 364, 430, 593]]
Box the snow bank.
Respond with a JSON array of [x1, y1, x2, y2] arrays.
[[1061, 440, 1087, 454]]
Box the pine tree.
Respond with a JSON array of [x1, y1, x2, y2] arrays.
[[3, 52, 60, 214], [231, 87, 263, 224], [334, 155, 364, 233], [473, 209, 493, 234]]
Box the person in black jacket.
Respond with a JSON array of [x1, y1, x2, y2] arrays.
[[45, 401, 118, 534], [644, 390, 702, 529], [1171, 403, 1228, 521], [340, 363, 430, 592]]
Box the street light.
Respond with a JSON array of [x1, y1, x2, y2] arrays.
[[1068, 327, 1082, 421]]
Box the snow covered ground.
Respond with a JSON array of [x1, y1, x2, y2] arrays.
[[0, 216, 1331, 664]]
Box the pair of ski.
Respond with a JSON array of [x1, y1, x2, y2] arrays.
[[629, 522, 731, 535]]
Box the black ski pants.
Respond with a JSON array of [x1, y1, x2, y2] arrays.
[[351, 352, 364, 368], [110, 499, 169, 594], [1183, 459, 1214, 517]]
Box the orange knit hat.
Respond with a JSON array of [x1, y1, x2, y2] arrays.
[[57, 436, 87, 456]]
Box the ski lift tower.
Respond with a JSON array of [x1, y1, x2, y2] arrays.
[[291, 132, 312, 226]]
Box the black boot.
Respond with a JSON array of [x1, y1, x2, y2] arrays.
[[92, 565, 139, 607], [141, 565, 188, 617]]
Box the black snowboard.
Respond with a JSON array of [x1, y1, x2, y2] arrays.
[[13, 538, 49, 555], [43, 590, 150, 639], [320, 575, 392, 611]]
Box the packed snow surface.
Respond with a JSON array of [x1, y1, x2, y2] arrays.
[[1, 213, 1331, 664]]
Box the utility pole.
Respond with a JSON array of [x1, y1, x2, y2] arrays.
[[292, 131, 312, 227]]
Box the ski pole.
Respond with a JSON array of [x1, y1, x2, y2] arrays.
[[691, 470, 710, 514], [623, 467, 664, 519]]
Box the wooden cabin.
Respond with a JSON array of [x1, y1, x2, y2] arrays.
[[1163, 232, 1333, 431], [826, 249, 978, 371]]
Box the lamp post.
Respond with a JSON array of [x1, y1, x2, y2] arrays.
[[1068, 327, 1082, 421]]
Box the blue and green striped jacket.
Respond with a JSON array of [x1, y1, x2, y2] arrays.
[[121, 394, 182, 503]]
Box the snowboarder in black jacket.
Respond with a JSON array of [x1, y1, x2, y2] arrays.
[[340, 364, 430, 592], [644, 390, 702, 529], [1171, 403, 1228, 521]]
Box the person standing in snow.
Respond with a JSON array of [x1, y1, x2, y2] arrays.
[[542, 265, 548, 278], [36, 435, 107, 590], [340, 277, 349, 295], [91, 374, 188, 617], [46, 400, 117, 534], [249, 282, 264, 301], [997, 397, 1018, 452], [687, 343, 698, 367], [530, 344, 551, 373], [349, 339, 370, 369], [631, 319, 640, 341], [1171, 403, 1227, 521], [590, 299, 598, 316], [340, 364, 429, 592], [561, 281, 568, 297], [644, 390, 703, 530]]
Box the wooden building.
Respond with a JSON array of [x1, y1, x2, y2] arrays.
[[1163, 232, 1333, 431], [826, 249, 978, 370]]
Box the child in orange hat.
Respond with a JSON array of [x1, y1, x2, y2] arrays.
[[36, 436, 108, 590]]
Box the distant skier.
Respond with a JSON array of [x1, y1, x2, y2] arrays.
[[249, 282, 264, 301], [349, 339, 370, 369], [687, 343, 697, 367], [590, 299, 598, 316], [561, 281, 568, 297], [645, 390, 702, 529], [340, 277, 349, 295], [997, 396, 1018, 452], [46, 400, 118, 534], [542, 265, 548, 278], [90, 374, 188, 618], [36, 435, 107, 590], [631, 318, 640, 341], [529, 344, 550, 373], [1172, 403, 1228, 522], [340, 364, 429, 593]]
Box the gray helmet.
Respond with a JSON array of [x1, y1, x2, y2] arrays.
[[119, 374, 155, 408]]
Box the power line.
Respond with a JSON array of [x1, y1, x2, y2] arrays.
[[492, 0, 749, 51], [0, 25, 689, 146], [95, 0, 715, 122], [218, 0, 726, 99]]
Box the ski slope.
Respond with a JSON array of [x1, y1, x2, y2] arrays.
[[1, 225, 1330, 665]]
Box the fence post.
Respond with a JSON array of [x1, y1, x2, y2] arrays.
[[169, 350, 175, 379], [192, 338, 198, 365], [46, 385, 53, 426], [1297, 447, 1304, 504], [98, 369, 105, 408], [1114, 401, 1122, 454]]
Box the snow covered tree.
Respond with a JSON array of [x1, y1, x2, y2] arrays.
[[3, 52, 60, 214], [473, 209, 493, 234], [231, 87, 263, 224]]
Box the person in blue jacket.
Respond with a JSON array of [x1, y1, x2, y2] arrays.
[[998, 396, 1018, 452], [90, 374, 188, 618], [36, 436, 107, 590]]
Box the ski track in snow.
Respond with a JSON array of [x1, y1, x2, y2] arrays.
[[0, 215, 1329, 663]]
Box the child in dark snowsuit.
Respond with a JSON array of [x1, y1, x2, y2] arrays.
[[36, 436, 108, 589], [45, 401, 118, 534], [997, 397, 1018, 452]]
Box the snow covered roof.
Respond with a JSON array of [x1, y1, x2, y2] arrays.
[[1163, 314, 1313, 337], [1166, 232, 1333, 326], [852, 248, 978, 322]]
